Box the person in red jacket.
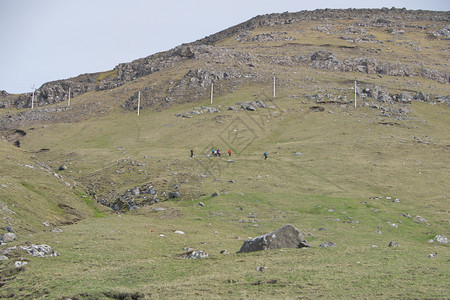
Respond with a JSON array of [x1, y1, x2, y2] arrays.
[[228, 149, 232, 157]]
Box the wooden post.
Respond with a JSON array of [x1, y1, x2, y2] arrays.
[[273, 77, 276, 98], [211, 83, 214, 104], [31, 85, 35, 109], [68, 87, 71, 106], [137, 91, 141, 116]]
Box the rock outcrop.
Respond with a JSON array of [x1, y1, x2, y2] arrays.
[[238, 224, 310, 253]]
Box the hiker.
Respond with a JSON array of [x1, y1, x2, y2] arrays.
[[264, 152, 268, 160], [218, 149, 222, 157], [190, 149, 194, 157], [228, 149, 232, 157], [212, 148, 215, 156]]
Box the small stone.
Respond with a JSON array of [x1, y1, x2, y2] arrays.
[[159, 234, 165, 237], [319, 242, 337, 248], [131, 187, 140, 196], [0, 255, 9, 261], [388, 241, 400, 247], [435, 235, 448, 244], [256, 266, 266, 272], [58, 165, 67, 171], [220, 249, 229, 254], [427, 253, 438, 258], [43, 221, 50, 227], [174, 230, 185, 235], [51, 228, 62, 233], [0, 233, 16, 243], [198, 202, 205, 207], [15, 261, 28, 268], [211, 192, 220, 197], [3, 225, 15, 233], [178, 249, 209, 259], [153, 207, 165, 211], [376, 230, 382, 234]]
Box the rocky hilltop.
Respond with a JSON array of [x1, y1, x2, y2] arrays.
[[0, 8, 449, 130]]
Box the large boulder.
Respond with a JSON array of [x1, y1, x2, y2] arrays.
[[238, 224, 310, 253]]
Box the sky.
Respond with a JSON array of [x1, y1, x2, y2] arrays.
[[0, 0, 448, 94]]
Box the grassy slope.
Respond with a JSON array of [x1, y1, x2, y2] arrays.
[[0, 141, 106, 236], [2, 83, 448, 299], [1, 12, 449, 299]]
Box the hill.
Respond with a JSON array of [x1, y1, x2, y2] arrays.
[[0, 8, 449, 299]]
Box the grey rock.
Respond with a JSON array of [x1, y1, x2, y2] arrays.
[[58, 165, 67, 171], [198, 202, 205, 207], [18, 244, 59, 257], [241, 101, 257, 111], [211, 192, 220, 197], [15, 261, 28, 268], [0, 232, 16, 243], [178, 249, 209, 259], [319, 242, 337, 248], [3, 225, 15, 233], [238, 224, 310, 253], [427, 253, 438, 258], [388, 241, 400, 247], [435, 235, 448, 244], [0, 255, 9, 261], [131, 187, 140, 196], [168, 191, 181, 199]]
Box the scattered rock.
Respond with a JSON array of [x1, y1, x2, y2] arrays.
[[3, 225, 15, 233], [153, 207, 165, 212], [310, 106, 325, 112], [435, 235, 448, 244], [168, 191, 181, 199], [131, 187, 141, 196], [174, 230, 185, 235], [58, 165, 67, 171], [238, 224, 310, 253], [415, 216, 430, 225], [211, 192, 220, 197], [0, 255, 9, 261], [220, 249, 229, 255], [0, 233, 16, 243], [427, 253, 438, 258], [15, 261, 28, 268], [51, 228, 62, 233], [256, 266, 267, 272], [388, 241, 400, 247], [178, 249, 209, 259], [19, 244, 59, 257], [198, 202, 205, 207], [319, 242, 337, 248]]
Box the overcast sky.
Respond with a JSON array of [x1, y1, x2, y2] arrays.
[[0, 0, 448, 94]]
